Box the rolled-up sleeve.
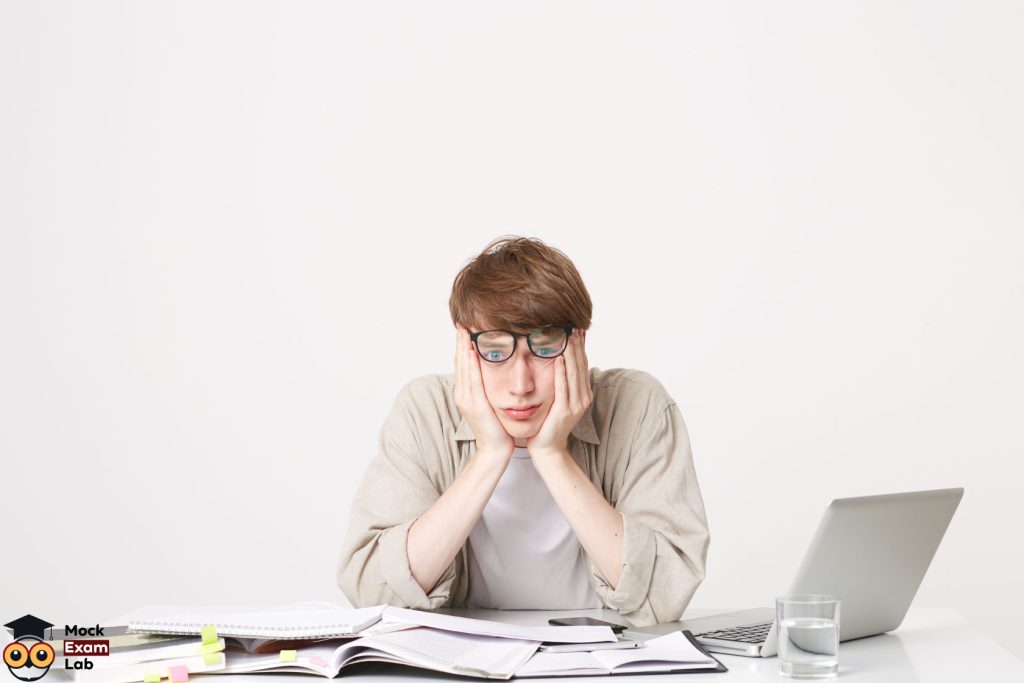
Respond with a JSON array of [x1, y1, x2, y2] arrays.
[[589, 401, 710, 625], [336, 383, 458, 609]]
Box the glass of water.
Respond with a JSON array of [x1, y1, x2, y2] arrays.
[[775, 594, 840, 679]]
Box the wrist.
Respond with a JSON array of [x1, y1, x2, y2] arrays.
[[471, 446, 514, 473], [528, 446, 573, 468]]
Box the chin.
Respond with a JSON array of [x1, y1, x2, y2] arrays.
[[500, 418, 539, 439]]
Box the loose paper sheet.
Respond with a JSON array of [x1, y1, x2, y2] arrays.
[[382, 607, 617, 644]]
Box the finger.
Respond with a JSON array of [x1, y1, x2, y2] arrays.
[[467, 330, 486, 400], [575, 330, 590, 402], [458, 326, 475, 403], [455, 324, 461, 368], [454, 326, 465, 401], [554, 354, 567, 414], [564, 330, 579, 409]]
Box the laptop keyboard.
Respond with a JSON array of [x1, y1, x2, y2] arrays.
[[696, 621, 773, 644]]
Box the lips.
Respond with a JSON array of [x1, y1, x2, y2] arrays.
[[503, 405, 539, 420]]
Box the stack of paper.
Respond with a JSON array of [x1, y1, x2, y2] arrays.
[[126, 603, 724, 679], [57, 627, 227, 683]]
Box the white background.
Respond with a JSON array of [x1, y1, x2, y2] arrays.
[[1, 0, 1021, 661]]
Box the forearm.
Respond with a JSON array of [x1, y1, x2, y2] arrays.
[[406, 451, 507, 594], [532, 450, 624, 589]]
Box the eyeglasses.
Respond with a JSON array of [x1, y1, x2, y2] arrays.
[[470, 325, 574, 363]]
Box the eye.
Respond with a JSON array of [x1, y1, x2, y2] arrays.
[[28, 643, 54, 668], [4, 642, 29, 669], [485, 351, 504, 361]]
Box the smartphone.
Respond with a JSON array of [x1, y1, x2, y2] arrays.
[[547, 617, 627, 633]]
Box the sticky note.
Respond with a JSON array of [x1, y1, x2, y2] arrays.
[[309, 657, 328, 667], [144, 675, 160, 682], [279, 650, 297, 663], [168, 665, 189, 682], [203, 653, 220, 666], [200, 625, 217, 645], [200, 642, 223, 654]]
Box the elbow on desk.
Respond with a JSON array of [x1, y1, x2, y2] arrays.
[[618, 537, 710, 626], [337, 548, 372, 608]]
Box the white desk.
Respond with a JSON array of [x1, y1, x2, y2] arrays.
[[13, 606, 1022, 682]]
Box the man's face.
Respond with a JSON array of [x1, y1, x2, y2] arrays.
[[472, 325, 558, 446]]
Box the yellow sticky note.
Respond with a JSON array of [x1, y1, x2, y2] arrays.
[[279, 650, 297, 663], [200, 642, 223, 654], [143, 675, 160, 682], [200, 625, 217, 645], [203, 653, 220, 666]]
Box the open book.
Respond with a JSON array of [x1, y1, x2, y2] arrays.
[[221, 626, 540, 679]]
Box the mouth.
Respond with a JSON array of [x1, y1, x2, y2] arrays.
[[503, 404, 540, 420]]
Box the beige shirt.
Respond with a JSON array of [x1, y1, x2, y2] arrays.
[[336, 366, 710, 626]]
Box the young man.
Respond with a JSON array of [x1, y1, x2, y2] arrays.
[[337, 237, 709, 626]]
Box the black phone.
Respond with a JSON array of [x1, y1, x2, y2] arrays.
[[547, 617, 627, 633]]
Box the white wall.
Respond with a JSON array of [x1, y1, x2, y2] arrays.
[[2, 0, 1021, 661]]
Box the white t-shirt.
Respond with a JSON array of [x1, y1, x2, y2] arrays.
[[466, 447, 602, 609]]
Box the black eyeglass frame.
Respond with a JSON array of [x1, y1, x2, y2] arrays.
[[469, 324, 575, 363]]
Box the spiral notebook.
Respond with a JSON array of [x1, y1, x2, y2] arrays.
[[127, 605, 386, 639]]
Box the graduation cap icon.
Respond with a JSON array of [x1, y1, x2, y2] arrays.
[[5, 615, 54, 641], [4, 615, 57, 681]]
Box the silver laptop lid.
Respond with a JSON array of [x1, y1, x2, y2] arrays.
[[781, 487, 963, 646], [640, 488, 963, 658]]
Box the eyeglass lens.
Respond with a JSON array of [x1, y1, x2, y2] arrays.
[[476, 327, 568, 362]]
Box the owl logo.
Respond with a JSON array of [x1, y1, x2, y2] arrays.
[[4, 615, 56, 681]]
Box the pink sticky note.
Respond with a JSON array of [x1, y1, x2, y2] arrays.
[[309, 657, 328, 667], [168, 666, 189, 682]]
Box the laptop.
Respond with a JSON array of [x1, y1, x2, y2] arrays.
[[633, 488, 963, 657]]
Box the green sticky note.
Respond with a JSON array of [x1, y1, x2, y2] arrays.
[[203, 653, 220, 666], [200, 642, 223, 654], [279, 650, 297, 663], [144, 675, 160, 683], [200, 625, 217, 645]]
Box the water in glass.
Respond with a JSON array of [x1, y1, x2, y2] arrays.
[[778, 616, 839, 678]]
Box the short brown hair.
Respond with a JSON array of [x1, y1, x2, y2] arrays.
[[449, 236, 593, 333]]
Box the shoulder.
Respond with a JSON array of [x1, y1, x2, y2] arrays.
[[387, 373, 461, 432], [394, 373, 454, 405], [589, 367, 676, 415], [378, 374, 461, 477]]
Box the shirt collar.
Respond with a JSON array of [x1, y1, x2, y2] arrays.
[[454, 401, 601, 446]]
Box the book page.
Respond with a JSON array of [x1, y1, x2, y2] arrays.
[[219, 643, 340, 676], [72, 653, 225, 683], [515, 652, 607, 677], [592, 631, 714, 671], [382, 607, 616, 644], [351, 627, 539, 679]]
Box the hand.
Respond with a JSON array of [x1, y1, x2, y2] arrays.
[[454, 324, 516, 462], [527, 328, 592, 460]]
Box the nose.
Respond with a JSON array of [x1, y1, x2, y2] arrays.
[[506, 341, 535, 397]]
